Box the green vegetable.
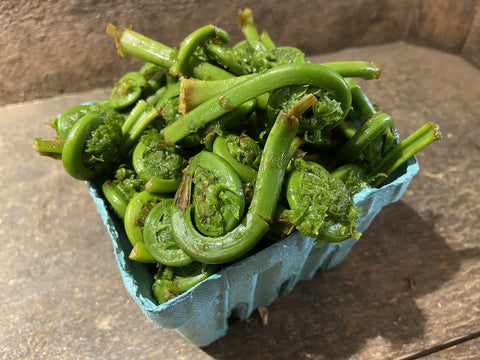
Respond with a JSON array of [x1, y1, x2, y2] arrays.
[[179, 76, 253, 114], [285, 159, 361, 242], [180, 151, 245, 238], [212, 134, 261, 182], [143, 199, 193, 266], [344, 78, 377, 120], [129, 241, 158, 263], [237, 8, 261, 43], [267, 84, 344, 146], [32, 137, 64, 160], [106, 24, 233, 81], [32, 8, 441, 304], [321, 61, 381, 80], [162, 62, 352, 145], [337, 112, 398, 172], [51, 104, 91, 140], [153, 263, 218, 303], [139, 63, 167, 97], [169, 24, 231, 78], [331, 163, 369, 194], [132, 129, 187, 193], [62, 111, 122, 180], [121, 100, 161, 150], [371, 121, 441, 186], [206, 40, 304, 75], [109, 71, 148, 109], [170, 94, 317, 264], [123, 191, 165, 247], [102, 166, 144, 219]]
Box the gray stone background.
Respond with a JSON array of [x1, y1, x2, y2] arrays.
[[1, 0, 480, 106]]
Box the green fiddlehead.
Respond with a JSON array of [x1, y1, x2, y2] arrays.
[[124, 191, 165, 247], [285, 159, 361, 243], [109, 71, 148, 110], [143, 198, 193, 266], [170, 95, 317, 264], [62, 111, 123, 180], [169, 24, 231, 78], [162, 62, 352, 145], [132, 129, 188, 194], [212, 134, 261, 182], [152, 263, 218, 303], [102, 166, 144, 219], [178, 151, 246, 238]]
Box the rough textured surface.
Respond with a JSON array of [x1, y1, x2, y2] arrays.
[[462, 5, 480, 69], [2, 0, 479, 106], [1, 42, 480, 359], [405, 0, 478, 52], [422, 338, 480, 359]]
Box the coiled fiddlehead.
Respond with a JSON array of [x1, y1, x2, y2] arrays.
[[169, 24, 231, 78], [62, 109, 124, 180], [285, 159, 361, 243], [132, 129, 188, 194], [170, 94, 318, 264], [152, 263, 218, 303], [143, 198, 193, 266], [102, 166, 144, 219], [162, 62, 352, 145], [124, 191, 166, 247], [177, 151, 246, 238], [267, 84, 345, 146], [212, 133, 261, 182], [51, 104, 92, 140], [109, 71, 149, 110]]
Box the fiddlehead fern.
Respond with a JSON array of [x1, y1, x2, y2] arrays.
[[169, 24, 231, 78], [267, 84, 345, 147], [152, 263, 218, 303], [102, 166, 144, 219], [51, 104, 92, 140], [170, 95, 318, 264], [162, 62, 352, 145], [124, 191, 166, 247], [177, 151, 246, 238], [143, 199, 193, 266], [132, 129, 188, 194], [109, 71, 149, 110], [212, 133, 261, 182], [336, 112, 398, 174], [285, 159, 361, 243], [62, 110, 123, 180]]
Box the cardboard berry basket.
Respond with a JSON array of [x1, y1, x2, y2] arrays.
[[87, 156, 418, 347]]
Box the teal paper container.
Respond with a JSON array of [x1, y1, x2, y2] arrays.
[[87, 157, 418, 346]]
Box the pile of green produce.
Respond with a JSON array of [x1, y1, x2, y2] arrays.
[[33, 9, 441, 303]]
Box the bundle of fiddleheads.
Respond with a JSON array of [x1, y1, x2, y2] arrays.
[[32, 8, 441, 303]]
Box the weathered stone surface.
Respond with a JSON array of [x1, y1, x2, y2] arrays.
[[405, 0, 478, 53], [462, 4, 480, 69]]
